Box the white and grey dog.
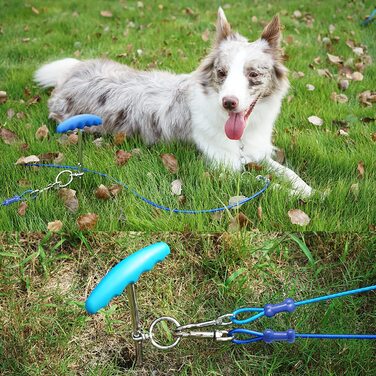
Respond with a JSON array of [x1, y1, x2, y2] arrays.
[[35, 8, 312, 197]]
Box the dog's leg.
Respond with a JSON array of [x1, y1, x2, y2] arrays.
[[265, 158, 313, 197]]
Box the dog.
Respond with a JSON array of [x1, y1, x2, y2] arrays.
[[35, 8, 312, 197]]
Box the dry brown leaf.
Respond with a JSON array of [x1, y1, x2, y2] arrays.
[[109, 184, 122, 197], [18, 201, 28, 216], [77, 213, 99, 230], [27, 95, 40, 105], [15, 155, 40, 165], [100, 10, 113, 17], [38, 152, 60, 162], [18, 179, 31, 187], [92, 137, 104, 147], [35, 124, 49, 140], [171, 179, 182, 195], [327, 53, 343, 65], [116, 150, 132, 166], [161, 153, 179, 173], [229, 195, 247, 207], [245, 162, 263, 171], [67, 133, 79, 144], [313, 56, 321, 65], [47, 220, 63, 232], [288, 209, 310, 226], [0, 127, 19, 145], [58, 188, 79, 213], [274, 148, 285, 164], [338, 79, 349, 91], [357, 161, 365, 178], [358, 91, 376, 106], [6, 108, 15, 118], [95, 184, 111, 200], [317, 68, 332, 78], [372, 133, 376, 142], [0, 91, 7, 104], [31, 6, 39, 14], [228, 212, 251, 232], [257, 206, 262, 220], [352, 71, 363, 81], [331, 92, 348, 103], [114, 132, 126, 145], [308, 115, 323, 126], [201, 29, 210, 42]]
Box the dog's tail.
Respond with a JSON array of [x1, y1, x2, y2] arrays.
[[34, 58, 80, 88]]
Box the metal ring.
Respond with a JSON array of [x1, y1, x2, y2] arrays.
[[149, 316, 181, 350], [55, 170, 74, 188]]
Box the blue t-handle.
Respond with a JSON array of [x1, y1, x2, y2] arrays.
[[85, 242, 170, 314], [56, 114, 102, 133]]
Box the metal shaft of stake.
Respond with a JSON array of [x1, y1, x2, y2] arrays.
[[126, 284, 143, 366], [78, 129, 83, 188]]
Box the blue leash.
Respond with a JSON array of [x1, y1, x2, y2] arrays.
[[228, 285, 376, 344], [1, 163, 270, 214]]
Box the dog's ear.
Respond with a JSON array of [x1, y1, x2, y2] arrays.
[[261, 15, 281, 48], [216, 7, 232, 44]]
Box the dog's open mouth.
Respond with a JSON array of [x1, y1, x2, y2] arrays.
[[224, 98, 258, 140]]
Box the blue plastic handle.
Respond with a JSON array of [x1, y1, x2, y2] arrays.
[[85, 242, 170, 314], [56, 114, 102, 133]]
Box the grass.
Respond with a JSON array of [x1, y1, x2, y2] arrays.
[[0, 232, 375, 375], [0, 0, 375, 231]]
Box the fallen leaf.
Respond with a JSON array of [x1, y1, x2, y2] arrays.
[[201, 29, 210, 42], [116, 150, 132, 165], [171, 179, 182, 195], [38, 152, 60, 162], [228, 212, 251, 232], [293, 10, 302, 18], [68, 133, 79, 144], [17, 179, 30, 188], [177, 195, 186, 204], [27, 95, 40, 105], [93, 137, 104, 147], [47, 220, 63, 232], [338, 79, 349, 91], [351, 71, 363, 81], [349, 183, 359, 199], [0, 127, 19, 144], [31, 6, 39, 14], [338, 129, 349, 136], [161, 153, 179, 173], [108, 184, 122, 196], [6, 108, 15, 118], [18, 201, 28, 216], [58, 188, 79, 213], [361, 117, 375, 123], [131, 148, 142, 157], [114, 132, 126, 145], [328, 24, 335, 33], [274, 148, 285, 164], [308, 115, 323, 126], [327, 53, 343, 65], [317, 68, 332, 78], [0, 91, 7, 104], [245, 162, 263, 171], [76, 213, 98, 230], [229, 195, 246, 207], [313, 56, 321, 64], [306, 84, 315, 91], [100, 10, 112, 17], [358, 91, 376, 106], [257, 206, 262, 220], [35, 124, 49, 140], [95, 184, 111, 200], [288, 209, 310, 226], [16, 111, 26, 119], [330, 92, 348, 103], [372, 133, 376, 142], [357, 161, 365, 178], [15, 155, 40, 165]]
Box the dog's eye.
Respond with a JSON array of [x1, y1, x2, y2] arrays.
[[216, 69, 227, 79], [248, 71, 259, 79]]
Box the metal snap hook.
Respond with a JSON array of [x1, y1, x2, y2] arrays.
[[149, 316, 182, 350], [55, 170, 74, 188]]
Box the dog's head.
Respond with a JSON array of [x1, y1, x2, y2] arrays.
[[197, 8, 288, 140]]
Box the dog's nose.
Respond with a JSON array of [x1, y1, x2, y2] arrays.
[[222, 96, 239, 111]]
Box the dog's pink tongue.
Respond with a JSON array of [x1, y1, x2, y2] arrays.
[[224, 112, 246, 140]]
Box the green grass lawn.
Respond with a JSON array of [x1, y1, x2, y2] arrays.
[[0, 0, 375, 232], [1, 232, 375, 375]]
